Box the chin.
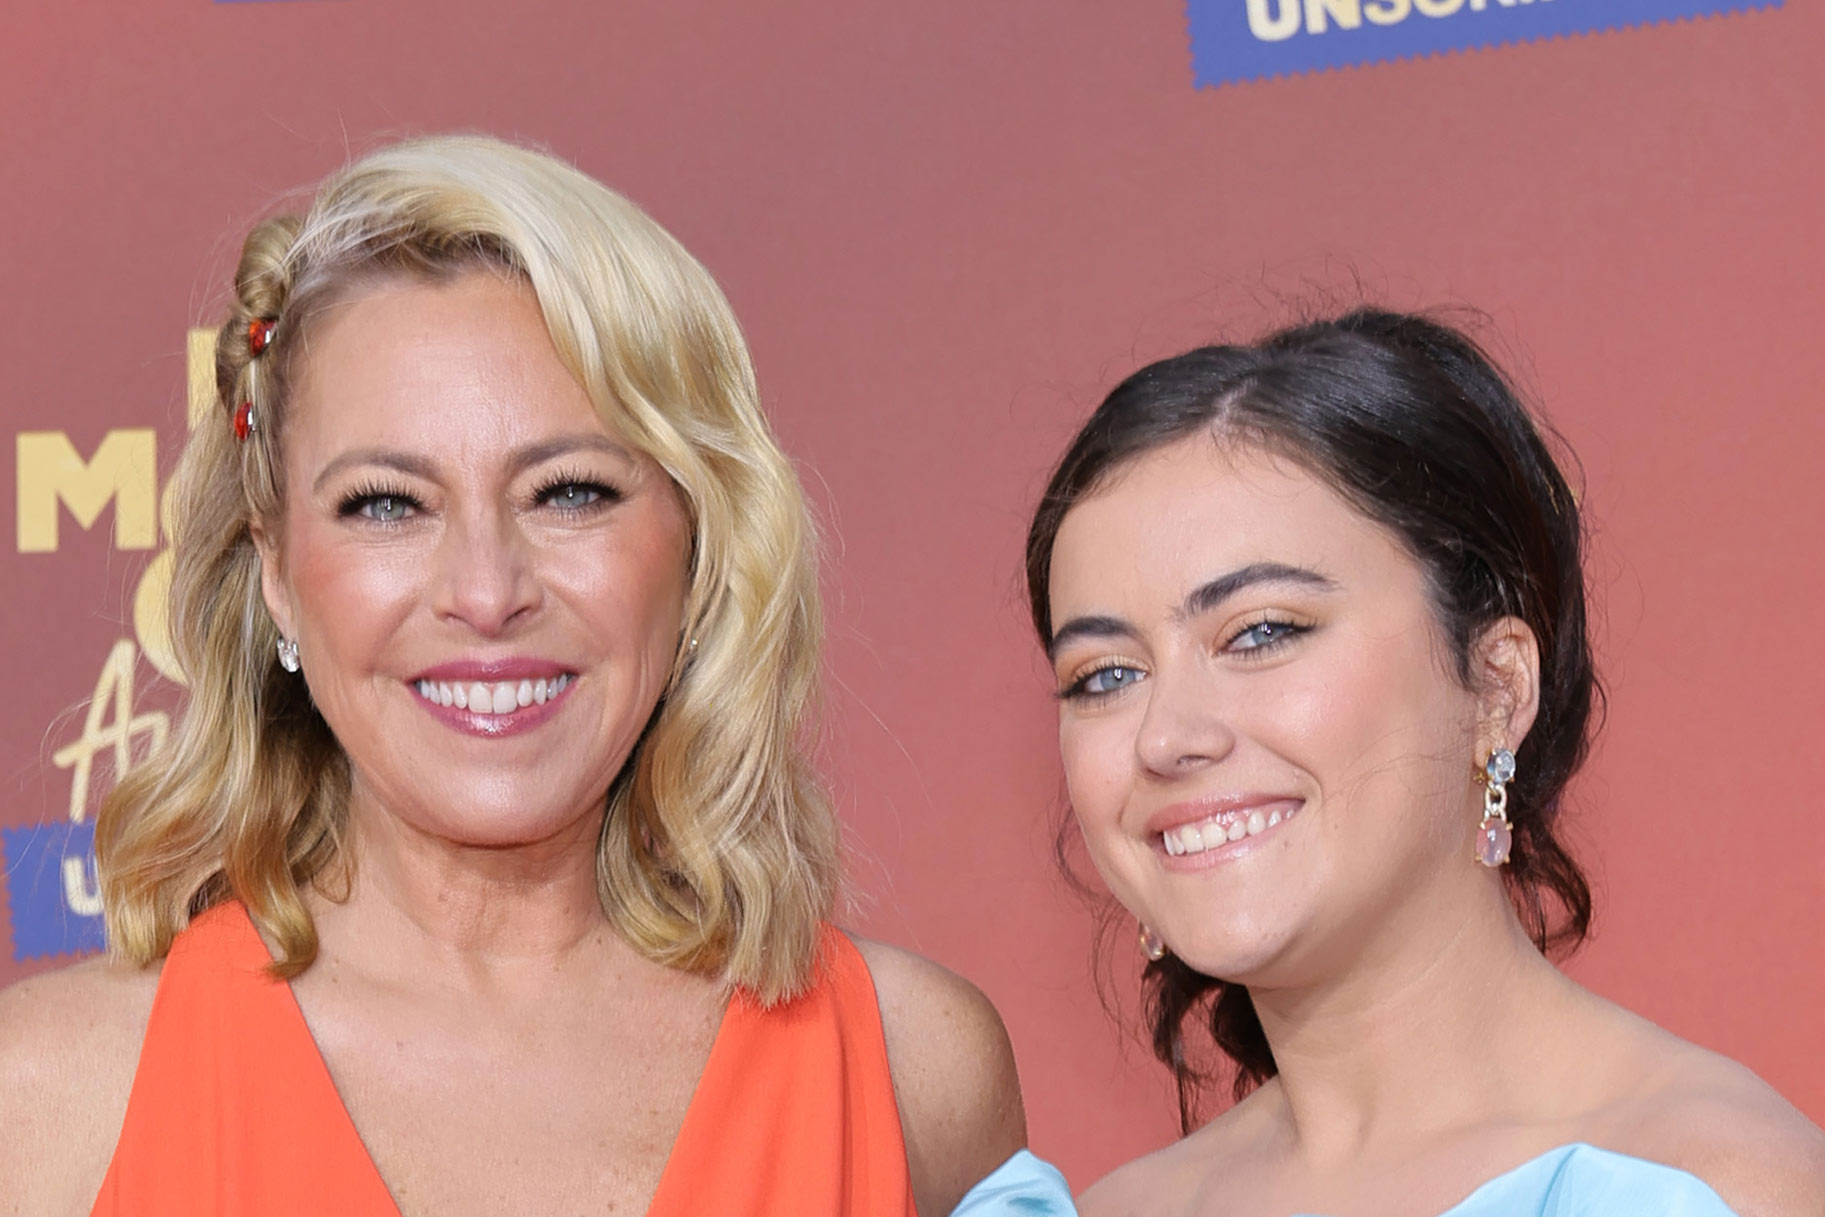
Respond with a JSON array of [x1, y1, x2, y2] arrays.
[[381, 793, 602, 853], [350, 774, 609, 853], [1162, 921, 1300, 986], [453, 807, 599, 849]]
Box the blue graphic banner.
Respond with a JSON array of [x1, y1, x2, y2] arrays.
[[1187, 0, 1780, 87], [2, 821, 106, 962]]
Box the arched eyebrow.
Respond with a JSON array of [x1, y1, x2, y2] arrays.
[[1047, 562, 1337, 662], [1177, 562, 1336, 622]]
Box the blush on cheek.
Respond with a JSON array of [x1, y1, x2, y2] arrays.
[[288, 542, 425, 636]]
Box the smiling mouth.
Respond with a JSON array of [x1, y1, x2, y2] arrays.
[[1161, 803, 1301, 857], [413, 674, 573, 715]]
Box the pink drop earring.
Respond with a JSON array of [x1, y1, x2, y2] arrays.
[[1475, 747, 1516, 868]]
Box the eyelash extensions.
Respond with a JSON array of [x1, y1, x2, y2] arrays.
[[333, 469, 625, 524]]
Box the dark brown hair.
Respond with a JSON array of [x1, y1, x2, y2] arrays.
[[1025, 309, 1597, 1129]]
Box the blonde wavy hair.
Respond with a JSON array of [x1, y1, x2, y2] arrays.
[[96, 135, 836, 1002]]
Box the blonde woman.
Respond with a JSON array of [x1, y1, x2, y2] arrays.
[[0, 135, 1031, 1216]]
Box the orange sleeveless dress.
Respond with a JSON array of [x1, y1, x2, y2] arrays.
[[92, 902, 919, 1216]]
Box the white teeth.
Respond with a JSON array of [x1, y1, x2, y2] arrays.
[[417, 673, 573, 715], [1162, 806, 1299, 857]]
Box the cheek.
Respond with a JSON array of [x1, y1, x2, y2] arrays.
[[1279, 631, 1476, 824], [555, 521, 689, 651], [283, 529, 423, 658], [1264, 659, 1392, 775], [1058, 711, 1138, 830], [628, 535, 690, 627]]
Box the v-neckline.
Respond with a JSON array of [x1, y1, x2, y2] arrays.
[[235, 904, 746, 1217]]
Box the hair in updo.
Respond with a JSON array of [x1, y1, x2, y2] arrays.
[[98, 135, 836, 1004], [1024, 308, 1598, 1128]]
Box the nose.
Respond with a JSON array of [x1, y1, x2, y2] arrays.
[[429, 504, 542, 637], [1133, 659, 1236, 779]]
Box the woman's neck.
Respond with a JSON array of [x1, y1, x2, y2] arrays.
[[308, 792, 618, 989], [1247, 875, 1596, 1165]]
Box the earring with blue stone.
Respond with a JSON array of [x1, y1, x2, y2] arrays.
[[1475, 747, 1516, 868]]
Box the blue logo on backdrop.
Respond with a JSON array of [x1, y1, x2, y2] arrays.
[[1187, 0, 1780, 86], [2, 821, 106, 962]]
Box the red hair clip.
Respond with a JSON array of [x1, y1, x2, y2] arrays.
[[234, 317, 276, 441]]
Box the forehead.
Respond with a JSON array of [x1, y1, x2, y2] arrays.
[[1048, 435, 1418, 616], [286, 271, 622, 455]]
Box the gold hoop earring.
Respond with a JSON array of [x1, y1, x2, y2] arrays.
[[1139, 923, 1167, 962]]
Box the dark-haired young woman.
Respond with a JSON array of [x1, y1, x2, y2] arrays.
[[1025, 310, 1825, 1215]]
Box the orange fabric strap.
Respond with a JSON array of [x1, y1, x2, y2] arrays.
[[649, 928, 918, 1216]]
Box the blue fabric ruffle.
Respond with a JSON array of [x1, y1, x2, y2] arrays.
[[1295, 1142, 1739, 1217], [949, 1141, 1739, 1217], [950, 1150, 1076, 1215]]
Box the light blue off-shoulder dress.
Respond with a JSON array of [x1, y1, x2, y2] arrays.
[[949, 1143, 1740, 1216], [951, 1151, 1075, 1214], [1376, 1143, 1740, 1217]]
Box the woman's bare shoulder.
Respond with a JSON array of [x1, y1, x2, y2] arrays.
[[1078, 1141, 1196, 1217], [0, 956, 159, 1215], [847, 936, 1028, 1216], [1607, 1023, 1825, 1216], [1079, 1086, 1274, 1217]]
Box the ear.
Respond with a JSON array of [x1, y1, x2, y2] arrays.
[[1472, 616, 1540, 756], [248, 514, 296, 642]]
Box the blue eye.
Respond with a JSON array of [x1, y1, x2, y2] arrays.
[[536, 477, 619, 512], [547, 483, 599, 509], [337, 487, 420, 523], [362, 495, 412, 523], [1229, 619, 1306, 652], [1067, 664, 1145, 699]]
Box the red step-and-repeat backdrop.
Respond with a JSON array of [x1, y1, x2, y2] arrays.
[[3, 0, 1819, 1186]]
